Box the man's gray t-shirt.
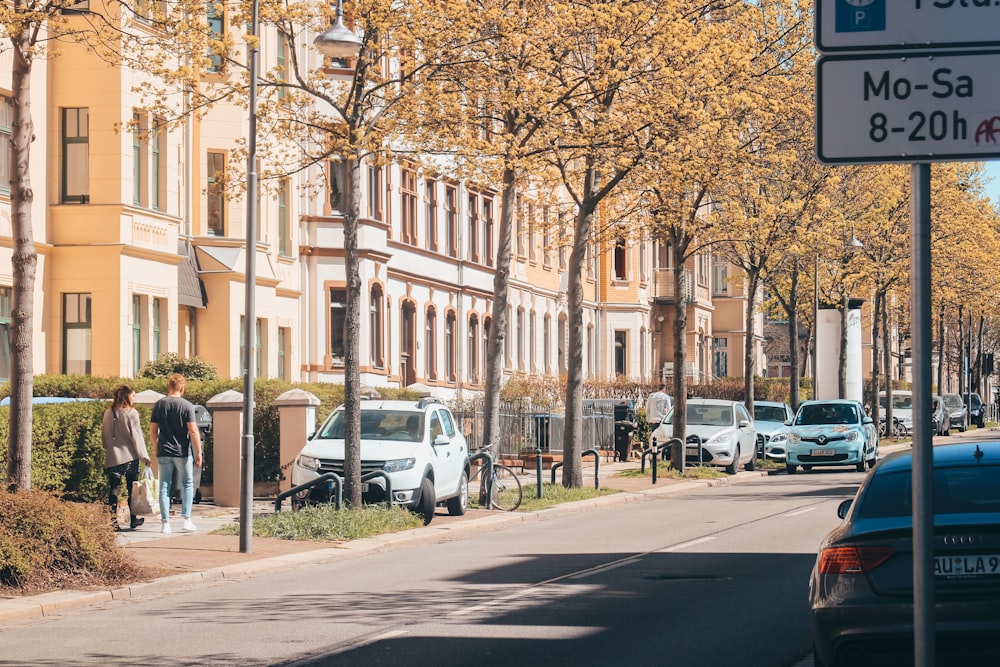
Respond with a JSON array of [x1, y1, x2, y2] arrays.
[[151, 396, 196, 458]]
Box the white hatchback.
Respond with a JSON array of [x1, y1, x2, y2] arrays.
[[651, 398, 758, 474], [291, 398, 469, 524]]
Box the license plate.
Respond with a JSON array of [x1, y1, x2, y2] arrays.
[[685, 447, 699, 455], [935, 554, 1000, 577], [811, 448, 836, 456]]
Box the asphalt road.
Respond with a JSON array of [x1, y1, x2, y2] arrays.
[[0, 468, 871, 667]]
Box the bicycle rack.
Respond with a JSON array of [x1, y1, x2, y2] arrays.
[[550, 450, 600, 490], [535, 447, 544, 499], [469, 451, 494, 507], [641, 438, 660, 484], [274, 472, 343, 512], [360, 470, 393, 509]]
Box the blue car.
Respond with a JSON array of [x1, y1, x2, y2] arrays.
[[785, 399, 878, 474]]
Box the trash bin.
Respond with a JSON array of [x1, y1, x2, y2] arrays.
[[533, 414, 551, 451], [613, 400, 636, 462], [171, 405, 211, 504]]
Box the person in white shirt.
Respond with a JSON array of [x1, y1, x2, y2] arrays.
[[645, 384, 673, 436]]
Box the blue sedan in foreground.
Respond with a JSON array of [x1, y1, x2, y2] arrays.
[[810, 442, 1000, 667], [785, 399, 878, 474]]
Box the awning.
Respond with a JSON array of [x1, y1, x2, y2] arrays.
[[177, 241, 208, 308]]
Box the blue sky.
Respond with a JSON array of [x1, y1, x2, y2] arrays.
[[984, 162, 1000, 207]]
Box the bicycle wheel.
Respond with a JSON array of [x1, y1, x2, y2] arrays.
[[489, 464, 523, 511], [468, 463, 523, 511]]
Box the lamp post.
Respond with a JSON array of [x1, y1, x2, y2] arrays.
[[240, 0, 260, 554], [314, 0, 364, 59]]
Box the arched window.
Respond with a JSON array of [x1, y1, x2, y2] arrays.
[[445, 310, 457, 382], [370, 285, 384, 368], [468, 314, 480, 384], [425, 307, 437, 381]]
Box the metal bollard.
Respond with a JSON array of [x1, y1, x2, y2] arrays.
[[651, 437, 658, 484], [536, 447, 543, 499]]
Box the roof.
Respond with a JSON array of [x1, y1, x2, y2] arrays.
[[878, 441, 1000, 473], [177, 241, 208, 308]]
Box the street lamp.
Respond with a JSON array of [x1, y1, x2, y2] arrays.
[[314, 0, 364, 59]]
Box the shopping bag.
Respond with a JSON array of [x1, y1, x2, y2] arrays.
[[131, 471, 159, 517]]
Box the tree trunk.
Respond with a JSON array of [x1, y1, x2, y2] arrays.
[[957, 305, 965, 396], [341, 155, 363, 507], [975, 315, 984, 393], [7, 36, 36, 492], [787, 266, 801, 412], [870, 290, 882, 426], [561, 187, 598, 488], [482, 166, 516, 451], [881, 293, 892, 429], [670, 241, 688, 473], [743, 269, 759, 412], [937, 304, 945, 394], [838, 293, 848, 399]]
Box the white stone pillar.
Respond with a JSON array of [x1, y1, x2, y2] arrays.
[[275, 389, 321, 493]]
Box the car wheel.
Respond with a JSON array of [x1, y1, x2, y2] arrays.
[[785, 463, 796, 474], [414, 477, 436, 525], [867, 455, 877, 469], [801, 464, 813, 472], [744, 453, 756, 472], [959, 419, 967, 433], [856, 458, 867, 472], [725, 447, 740, 475], [446, 471, 469, 516]]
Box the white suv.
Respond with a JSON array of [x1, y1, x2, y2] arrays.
[[291, 398, 469, 524]]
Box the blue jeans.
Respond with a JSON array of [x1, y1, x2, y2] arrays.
[[157, 455, 194, 520]]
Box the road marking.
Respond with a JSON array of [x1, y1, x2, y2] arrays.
[[661, 536, 715, 552], [569, 558, 640, 580], [784, 507, 817, 517]]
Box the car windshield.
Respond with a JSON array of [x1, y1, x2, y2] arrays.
[[964, 394, 983, 408], [754, 405, 788, 422], [318, 410, 424, 442], [687, 405, 734, 427], [878, 395, 913, 409], [795, 403, 858, 426], [943, 395, 962, 408], [859, 466, 1000, 519]]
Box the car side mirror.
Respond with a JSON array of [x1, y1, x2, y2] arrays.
[[433, 434, 449, 446], [739, 420, 750, 428], [307, 430, 316, 440], [862, 417, 874, 425], [783, 420, 792, 426], [837, 499, 853, 519]]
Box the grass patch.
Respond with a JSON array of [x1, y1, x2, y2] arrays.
[[517, 483, 620, 512], [755, 457, 784, 470], [616, 462, 728, 480], [212, 504, 423, 541]]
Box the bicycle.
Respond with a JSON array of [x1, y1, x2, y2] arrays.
[[468, 439, 523, 511]]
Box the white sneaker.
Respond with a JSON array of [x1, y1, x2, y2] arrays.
[[161, 522, 171, 534], [182, 519, 197, 532]]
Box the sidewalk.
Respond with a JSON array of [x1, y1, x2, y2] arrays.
[[0, 449, 910, 624]]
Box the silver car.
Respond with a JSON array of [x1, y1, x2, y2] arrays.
[[810, 442, 1000, 666], [652, 398, 757, 474], [747, 400, 793, 461], [942, 392, 969, 432]]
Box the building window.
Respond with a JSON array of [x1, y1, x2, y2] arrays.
[[543, 315, 551, 374], [152, 119, 164, 210], [278, 178, 290, 256], [401, 167, 417, 245], [529, 311, 537, 372], [515, 197, 525, 257], [329, 288, 346, 365], [0, 97, 10, 194], [62, 293, 92, 374], [207, 151, 225, 235], [367, 165, 383, 221], [697, 250, 710, 287], [467, 192, 479, 263], [528, 202, 536, 262], [504, 306, 512, 369], [713, 255, 729, 296], [613, 237, 627, 280], [517, 307, 525, 371], [132, 295, 142, 374], [639, 238, 648, 281], [255, 317, 264, 377], [276, 31, 288, 100], [542, 207, 551, 267], [62, 108, 89, 204], [614, 330, 627, 377], [468, 314, 479, 384], [714, 337, 728, 378], [445, 311, 456, 382], [483, 197, 494, 267], [0, 286, 10, 381], [425, 307, 437, 381], [132, 112, 144, 206], [482, 317, 490, 382], [370, 285, 384, 368], [278, 327, 288, 380], [587, 323, 595, 375], [207, 0, 225, 72], [445, 185, 458, 258], [328, 160, 344, 212], [425, 179, 438, 251], [152, 297, 162, 360]]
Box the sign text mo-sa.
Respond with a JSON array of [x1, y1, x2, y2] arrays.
[[816, 51, 1000, 164], [817, 0, 1000, 52]]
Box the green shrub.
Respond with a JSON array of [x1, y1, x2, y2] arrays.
[[0, 490, 146, 593], [138, 353, 219, 381]]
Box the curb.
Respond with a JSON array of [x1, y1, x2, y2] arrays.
[[0, 469, 765, 624]]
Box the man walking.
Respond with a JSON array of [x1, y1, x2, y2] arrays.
[[150, 373, 203, 533]]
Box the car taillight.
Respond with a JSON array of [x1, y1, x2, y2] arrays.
[[818, 545, 895, 574]]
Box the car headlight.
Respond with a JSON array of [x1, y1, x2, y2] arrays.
[[297, 455, 320, 471], [706, 432, 733, 446], [769, 433, 788, 444], [383, 458, 417, 473], [788, 433, 801, 444], [845, 431, 859, 441]]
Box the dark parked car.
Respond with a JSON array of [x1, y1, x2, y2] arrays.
[[941, 393, 968, 432], [963, 392, 985, 428], [810, 442, 1000, 667]]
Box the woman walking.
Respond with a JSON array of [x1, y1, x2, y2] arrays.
[[102, 385, 152, 530]]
